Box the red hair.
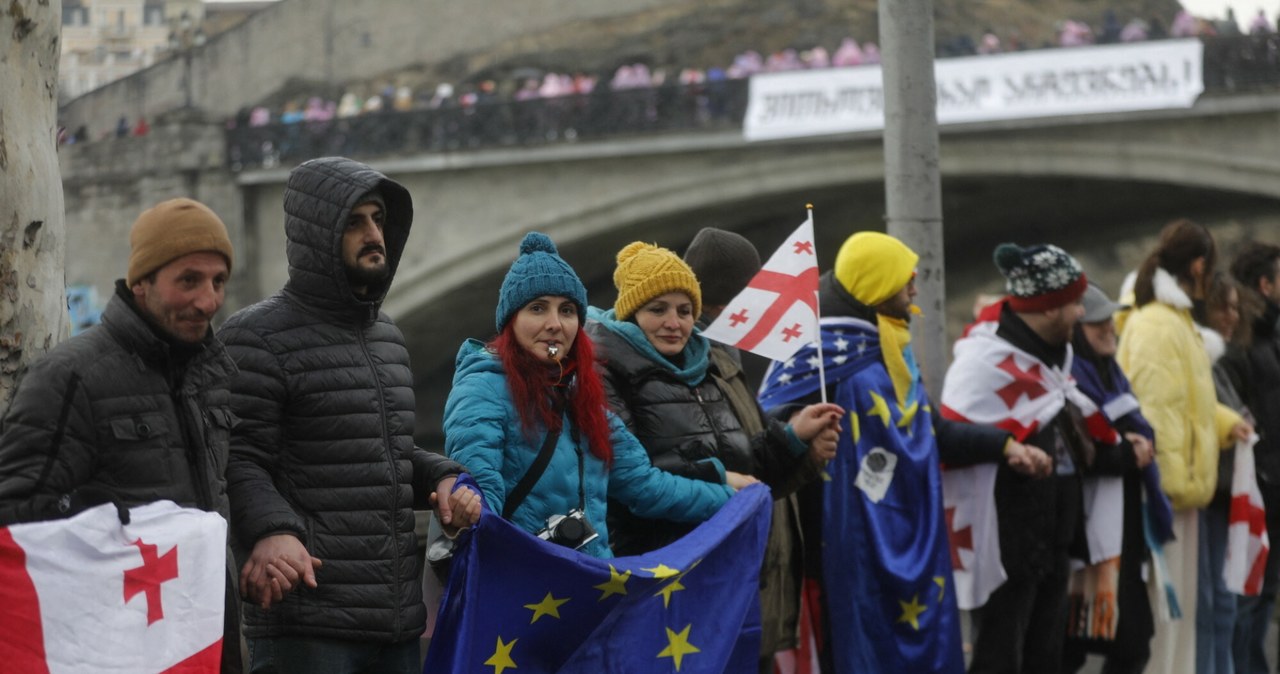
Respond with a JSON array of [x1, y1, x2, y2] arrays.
[[488, 325, 614, 465]]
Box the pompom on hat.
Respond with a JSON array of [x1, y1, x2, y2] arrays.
[[833, 231, 918, 306], [993, 242, 1088, 312], [127, 198, 234, 286], [495, 232, 588, 331], [613, 242, 702, 321]]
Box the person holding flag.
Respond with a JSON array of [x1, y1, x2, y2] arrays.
[[0, 198, 242, 672], [683, 226, 828, 673], [757, 231, 1008, 673], [1116, 221, 1252, 674], [444, 232, 759, 560], [583, 241, 842, 558]]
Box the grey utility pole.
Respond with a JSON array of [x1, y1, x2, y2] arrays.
[[878, 0, 947, 400]]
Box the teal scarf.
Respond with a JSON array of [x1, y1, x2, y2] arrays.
[[589, 307, 710, 386]]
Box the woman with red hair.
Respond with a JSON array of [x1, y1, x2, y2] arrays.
[[443, 232, 756, 558]]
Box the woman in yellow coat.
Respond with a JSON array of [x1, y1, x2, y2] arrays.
[[1116, 219, 1252, 674]]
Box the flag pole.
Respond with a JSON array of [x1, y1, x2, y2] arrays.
[[808, 204, 828, 405]]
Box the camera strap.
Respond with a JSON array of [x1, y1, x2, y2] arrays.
[[503, 391, 567, 520]]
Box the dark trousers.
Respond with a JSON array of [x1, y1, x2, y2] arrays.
[[969, 555, 1070, 674], [246, 636, 420, 674]]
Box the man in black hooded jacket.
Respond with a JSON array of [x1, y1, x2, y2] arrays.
[[219, 157, 479, 673]]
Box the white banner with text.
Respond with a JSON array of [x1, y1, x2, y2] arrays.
[[744, 39, 1204, 141]]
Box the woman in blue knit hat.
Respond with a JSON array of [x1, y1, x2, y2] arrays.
[[443, 232, 757, 558]]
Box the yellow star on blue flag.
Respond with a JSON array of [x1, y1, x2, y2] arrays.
[[485, 636, 518, 674], [524, 592, 570, 624], [594, 564, 631, 601], [868, 390, 892, 427], [897, 594, 927, 631], [657, 624, 702, 671]]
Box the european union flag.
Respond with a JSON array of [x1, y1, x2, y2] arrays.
[[759, 317, 964, 673], [424, 476, 771, 673]]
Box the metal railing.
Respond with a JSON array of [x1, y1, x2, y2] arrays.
[[225, 34, 1280, 172]]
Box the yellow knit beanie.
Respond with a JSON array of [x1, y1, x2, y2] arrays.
[[127, 198, 234, 286], [613, 242, 702, 320], [833, 232, 918, 306]]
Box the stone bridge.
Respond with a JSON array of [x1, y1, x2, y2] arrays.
[[59, 79, 1280, 446]]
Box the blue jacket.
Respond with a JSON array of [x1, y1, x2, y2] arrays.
[[444, 339, 735, 558]]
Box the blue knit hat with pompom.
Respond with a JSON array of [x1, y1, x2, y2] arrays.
[[495, 232, 589, 331]]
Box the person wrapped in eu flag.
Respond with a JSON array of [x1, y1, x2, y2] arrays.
[[759, 232, 991, 673]]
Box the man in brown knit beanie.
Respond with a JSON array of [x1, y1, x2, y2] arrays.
[[0, 197, 244, 672]]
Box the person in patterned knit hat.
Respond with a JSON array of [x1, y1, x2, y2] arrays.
[[941, 242, 1108, 674]]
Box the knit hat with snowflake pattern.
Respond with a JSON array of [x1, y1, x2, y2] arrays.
[[993, 242, 1088, 312]]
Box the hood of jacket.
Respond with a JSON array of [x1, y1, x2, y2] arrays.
[[453, 338, 505, 385], [282, 157, 412, 321], [1152, 266, 1194, 310]]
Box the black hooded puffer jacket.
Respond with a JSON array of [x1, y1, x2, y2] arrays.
[[219, 157, 461, 642]]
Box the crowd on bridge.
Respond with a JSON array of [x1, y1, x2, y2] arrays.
[[5, 151, 1280, 674], [57, 2, 1280, 161]]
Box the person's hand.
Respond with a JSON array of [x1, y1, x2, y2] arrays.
[[1006, 441, 1052, 478], [1231, 421, 1256, 443], [240, 533, 322, 610], [789, 403, 845, 442], [1125, 432, 1155, 469], [431, 477, 482, 534], [726, 471, 760, 490], [807, 427, 840, 463]]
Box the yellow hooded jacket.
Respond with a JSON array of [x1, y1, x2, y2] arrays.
[[1116, 268, 1242, 510]]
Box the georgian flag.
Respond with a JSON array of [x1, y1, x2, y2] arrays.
[[702, 214, 819, 363], [0, 501, 227, 673], [1225, 433, 1270, 596], [941, 464, 1004, 610], [940, 318, 1124, 608]]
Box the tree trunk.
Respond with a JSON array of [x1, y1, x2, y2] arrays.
[[1, 1, 66, 409]]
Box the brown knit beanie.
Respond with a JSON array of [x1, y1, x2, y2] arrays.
[[613, 242, 701, 320], [127, 198, 234, 286]]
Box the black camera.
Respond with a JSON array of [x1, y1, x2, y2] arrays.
[[536, 509, 598, 550]]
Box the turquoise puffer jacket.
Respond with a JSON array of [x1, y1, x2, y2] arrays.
[[444, 339, 735, 558]]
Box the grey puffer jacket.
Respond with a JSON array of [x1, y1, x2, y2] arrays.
[[220, 157, 462, 642]]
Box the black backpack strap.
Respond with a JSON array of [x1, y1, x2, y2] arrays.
[[503, 393, 566, 520]]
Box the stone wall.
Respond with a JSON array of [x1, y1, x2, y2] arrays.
[[58, 115, 252, 313]]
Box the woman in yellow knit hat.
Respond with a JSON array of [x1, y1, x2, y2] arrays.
[[584, 241, 843, 557]]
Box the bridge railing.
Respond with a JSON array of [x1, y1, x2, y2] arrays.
[[226, 34, 1280, 172]]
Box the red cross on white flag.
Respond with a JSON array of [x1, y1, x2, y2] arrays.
[[702, 213, 819, 363], [0, 501, 227, 673]]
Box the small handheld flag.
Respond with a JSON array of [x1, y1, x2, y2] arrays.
[[702, 212, 820, 365]]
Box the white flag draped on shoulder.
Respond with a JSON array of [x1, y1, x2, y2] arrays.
[[702, 214, 820, 363], [1225, 433, 1270, 596], [0, 500, 227, 673]]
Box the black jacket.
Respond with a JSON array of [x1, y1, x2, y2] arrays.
[[1223, 301, 1280, 493], [0, 286, 236, 523], [0, 286, 243, 672], [219, 157, 463, 642], [986, 304, 1093, 578], [585, 320, 803, 555]]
